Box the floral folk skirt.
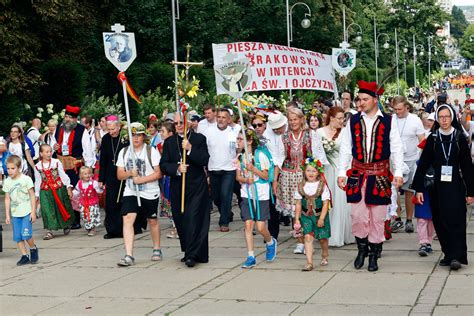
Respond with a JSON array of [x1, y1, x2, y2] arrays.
[[275, 169, 303, 217]]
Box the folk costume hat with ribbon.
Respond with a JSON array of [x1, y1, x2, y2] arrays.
[[357, 80, 384, 98], [65, 104, 81, 117]]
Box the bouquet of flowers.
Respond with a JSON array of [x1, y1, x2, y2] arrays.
[[321, 138, 338, 167]]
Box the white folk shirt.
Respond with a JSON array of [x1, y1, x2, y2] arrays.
[[394, 113, 425, 161], [34, 158, 71, 197], [206, 125, 237, 171], [61, 129, 96, 167], [294, 181, 331, 201], [338, 109, 404, 178]]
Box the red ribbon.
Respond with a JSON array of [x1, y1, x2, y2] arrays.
[[117, 72, 142, 104]]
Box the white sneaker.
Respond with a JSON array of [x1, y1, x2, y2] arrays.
[[293, 243, 305, 254]]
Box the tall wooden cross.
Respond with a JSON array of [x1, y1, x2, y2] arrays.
[[170, 44, 203, 213]]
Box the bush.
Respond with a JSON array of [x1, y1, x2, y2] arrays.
[[81, 92, 124, 122], [40, 59, 87, 112], [0, 94, 24, 136], [138, 88, 175, 123]]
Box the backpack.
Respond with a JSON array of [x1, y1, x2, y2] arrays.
[[254, 144, 275, 184], [24, 134, 36, 158], [121, 145, 154, 169], [1, 151, 12, 175]]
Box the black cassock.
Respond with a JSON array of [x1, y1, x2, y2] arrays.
[[412, 130, 474, 264], [99, 134, 146, 236], [160, 132, 210, 262]]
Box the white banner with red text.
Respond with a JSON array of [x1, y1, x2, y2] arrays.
[[212, 42, 336, 95]]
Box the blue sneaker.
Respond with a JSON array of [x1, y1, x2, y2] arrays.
[[266, 237, 278, 262], [30, 247, 39, 264], [426, 244, 433, 254], [242, 256, 256, 269]]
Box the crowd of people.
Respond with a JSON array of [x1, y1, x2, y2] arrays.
[[1, 81, 473, 272]]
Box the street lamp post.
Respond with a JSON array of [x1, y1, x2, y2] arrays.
[[413, 35, 424, 88], [286, 0, 311, 99], [427, 35, 437, 91], [171, 0, 180, 112], [374, 18, 390, 84], [341, 6, 362, 46], [395, 28, 409, 94]]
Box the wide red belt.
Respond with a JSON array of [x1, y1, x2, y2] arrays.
[[350, 159, 390, 176]]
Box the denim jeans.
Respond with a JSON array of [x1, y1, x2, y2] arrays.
[[209, 170, 236, 227]]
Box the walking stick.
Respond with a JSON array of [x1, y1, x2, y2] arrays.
[[180, 105, 188, 213]]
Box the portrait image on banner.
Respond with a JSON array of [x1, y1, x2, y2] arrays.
[[332, 48, 356, 76], [212, 42, 336, 94], [103, 32, 137, 72], [214, 59, 252, 98]]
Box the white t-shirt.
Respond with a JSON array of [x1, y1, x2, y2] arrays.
[[116, 145, 161, 200], [26, 127, 41, 160], [206, 125, 237, 171], [8, 142, 28, 173], [394, 113, 425, 161], [237, 151, 271, 200], [294, 181, 330, 201], [197, 120, 217, 136]]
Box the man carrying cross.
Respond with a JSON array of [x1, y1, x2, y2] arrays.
[[160, 112, 210, 268]]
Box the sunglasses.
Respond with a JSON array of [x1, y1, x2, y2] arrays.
[[252, 123, 264, 128], [174, 121, 183, 126]]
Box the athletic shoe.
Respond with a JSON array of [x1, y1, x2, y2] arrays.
[[405, 221, 414, 233], [293, 243, 305, 254], [426, 244, 433, 254], [242, 256, 256, 268], [266, 238, 278, 262], [117, 255, 135, 267], [418, 244, 429, 257], [17, 255, 30, 266], [390, 220, 404, 233], [30, 247, 39, 264]]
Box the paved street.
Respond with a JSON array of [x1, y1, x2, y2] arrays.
[[1, 89, 473, 315], [1, 195, 473, 315]]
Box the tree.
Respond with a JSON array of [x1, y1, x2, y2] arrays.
[[450, 6, 469, 40], [460, 24, 474, 61]]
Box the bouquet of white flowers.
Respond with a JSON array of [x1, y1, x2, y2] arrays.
[[321, 137, 338, 167]]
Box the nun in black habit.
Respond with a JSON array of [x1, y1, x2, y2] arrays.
[[412, 104, 474, 270], [160, 113, 210, 267]]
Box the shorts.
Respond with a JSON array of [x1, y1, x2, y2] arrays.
[[12, 215, 33, 243], [301, 212, 331, 240], [401, 160, 417, 192], [240, 198, 270, 222], [121, 196, 159, 219]]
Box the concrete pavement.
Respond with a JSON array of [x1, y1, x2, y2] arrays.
[[1, 195, 473, 315]]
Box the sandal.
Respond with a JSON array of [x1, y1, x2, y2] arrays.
[[117, 255, 135, 267], [43, 231, 54, 240], [302, 263, 313, 271], [63, 227, 71, 235], [320, 257, 329, 266], [151, 249, 163, 261]]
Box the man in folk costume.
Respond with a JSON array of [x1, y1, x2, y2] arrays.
[[160, 112, 210, 268], [338, 81, 404, 271], [54, 104, 96, 229]]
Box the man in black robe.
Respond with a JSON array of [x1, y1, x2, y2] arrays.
[[99, 116, 128, 238], [160, 113, 210, 267]]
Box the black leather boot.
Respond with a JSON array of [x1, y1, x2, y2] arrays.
[[378, 242, 383, 259], [368, 242, 381, 272], [354, 237, 369, 269]]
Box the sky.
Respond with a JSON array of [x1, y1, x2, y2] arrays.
[[453, 0, 472, 6]]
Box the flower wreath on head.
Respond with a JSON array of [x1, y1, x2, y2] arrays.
[[306, 108, 322, 121], [244, 128, 260, 147], [300, 156, 324, 173]]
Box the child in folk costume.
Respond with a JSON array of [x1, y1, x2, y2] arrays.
[[73, 166, 103, 236], [235, 129, 277, 268], [158, 122, 178, 239], [294, 157, 331, 271], [34, 144, 75, 240]]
